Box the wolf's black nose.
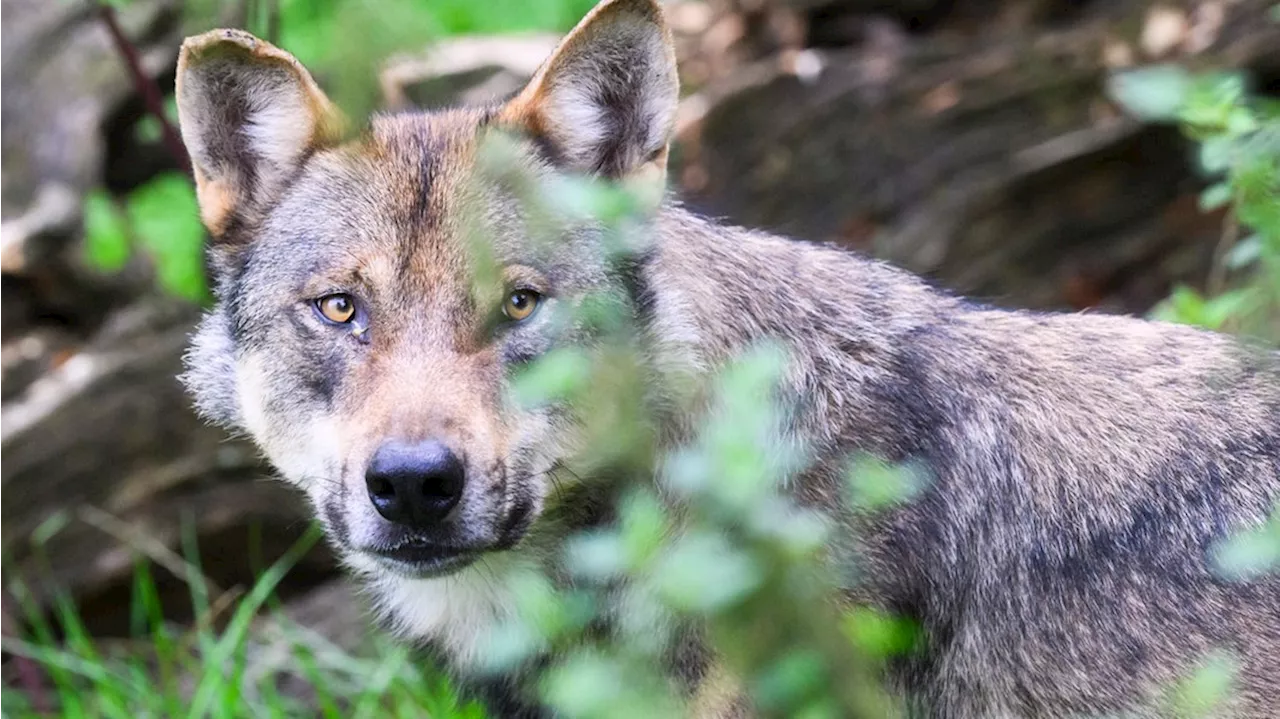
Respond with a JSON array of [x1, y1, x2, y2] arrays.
[[366, 440, 465, 529]]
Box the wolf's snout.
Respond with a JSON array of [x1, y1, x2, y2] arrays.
[[365, 440, 465, 530]]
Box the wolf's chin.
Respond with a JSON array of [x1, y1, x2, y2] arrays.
[[367, 549, 479, 579]]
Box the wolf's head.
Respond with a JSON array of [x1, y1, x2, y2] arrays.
[[176, 0, 678, 582]]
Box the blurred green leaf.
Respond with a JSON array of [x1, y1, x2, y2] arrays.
[[1107, 65, 1190, 121], [1226, 107, 1259, 136], [478, 620, 546, 675], [1211, 509, 1280, 582], [1198, 182, 1233, 212], [752, 650, 827, 711], [31, 510, 72, 547], [846, 454, 928, 511], [134, 115, 162, 144], [125, 173, 208, 303], [512, 347, 593, 408], [1225, 235, 1262, 270], [83, 190, 131, 271], [1198, 136, 1234, 174], [1151, 286, 1255, 331], [1165, 651, 1239, 719], [841, 608, 922, 659], [539, 651, 624, 718], [133, 98, 178, 145], [1178, 73, 1253, 140], [565, 531, 627, 581], [655, 532, 761, 613], [619, 492, 669, 569]]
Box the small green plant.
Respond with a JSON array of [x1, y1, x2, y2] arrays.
[[82, 173, 209, 304], [1108, 65, 1280, 339]]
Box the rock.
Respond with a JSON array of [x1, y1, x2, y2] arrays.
[[673, 0, 1280, 313]]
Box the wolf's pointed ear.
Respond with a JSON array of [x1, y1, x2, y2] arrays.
[[176, 29, 345, 240], [499, 0, 678, 181]]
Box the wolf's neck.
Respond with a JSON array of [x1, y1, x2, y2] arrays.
[[637, 204, 956, 462], [643, 205, 947, 379]]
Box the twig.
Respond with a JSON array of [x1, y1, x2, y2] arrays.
[[76, 505, 225, 598], [1, 590, 51, 713], [93, 0, 192, 174], [1207, 208, 1240, 297]]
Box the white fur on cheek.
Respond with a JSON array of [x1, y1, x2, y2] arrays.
[[235, 353, 342, 491], [236, 354, 272, 441]]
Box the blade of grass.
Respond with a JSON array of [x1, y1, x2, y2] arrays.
[[49, 588, 136, 718], [2, 583, 52, 715], [280, 623, 344, 719], [8, 577, 82, 718], [186, 523, 322, 719], [129, 556, 186, 717]]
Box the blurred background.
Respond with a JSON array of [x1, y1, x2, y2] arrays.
[[2, 0, 1278, 712]]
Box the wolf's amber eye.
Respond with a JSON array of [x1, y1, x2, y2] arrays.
[[503, 289, 540, 321], [316, 294, 356, 324]]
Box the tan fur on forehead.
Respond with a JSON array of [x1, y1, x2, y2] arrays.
[[326, 111, 487, 292]]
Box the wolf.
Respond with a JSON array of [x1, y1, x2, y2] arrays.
[[174, 0, 1280, 716]]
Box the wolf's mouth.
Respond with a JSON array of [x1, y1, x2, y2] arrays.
[[366, 543, 480, 578]]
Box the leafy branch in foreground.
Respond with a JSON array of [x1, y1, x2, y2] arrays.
[[451, 131, 911, 719], [1108, 64, 1280, 339]]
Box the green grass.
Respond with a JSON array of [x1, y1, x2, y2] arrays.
[[1, 524, 486, 719]]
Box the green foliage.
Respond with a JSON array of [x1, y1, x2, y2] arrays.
[[1150, 285, 1255, 331], [133, 97, 179, 145], [1212, 506, 1280, 582], [1105, 65, 1192, 121], [444, 131, 910, 719], [1108, 66, 1280, 338], [82, 173, 209, 303], [2, 524, 485, 719], [82, 191, 132, 271], [127, 174, 209, 303], [1162, 651, 1240, 719]]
